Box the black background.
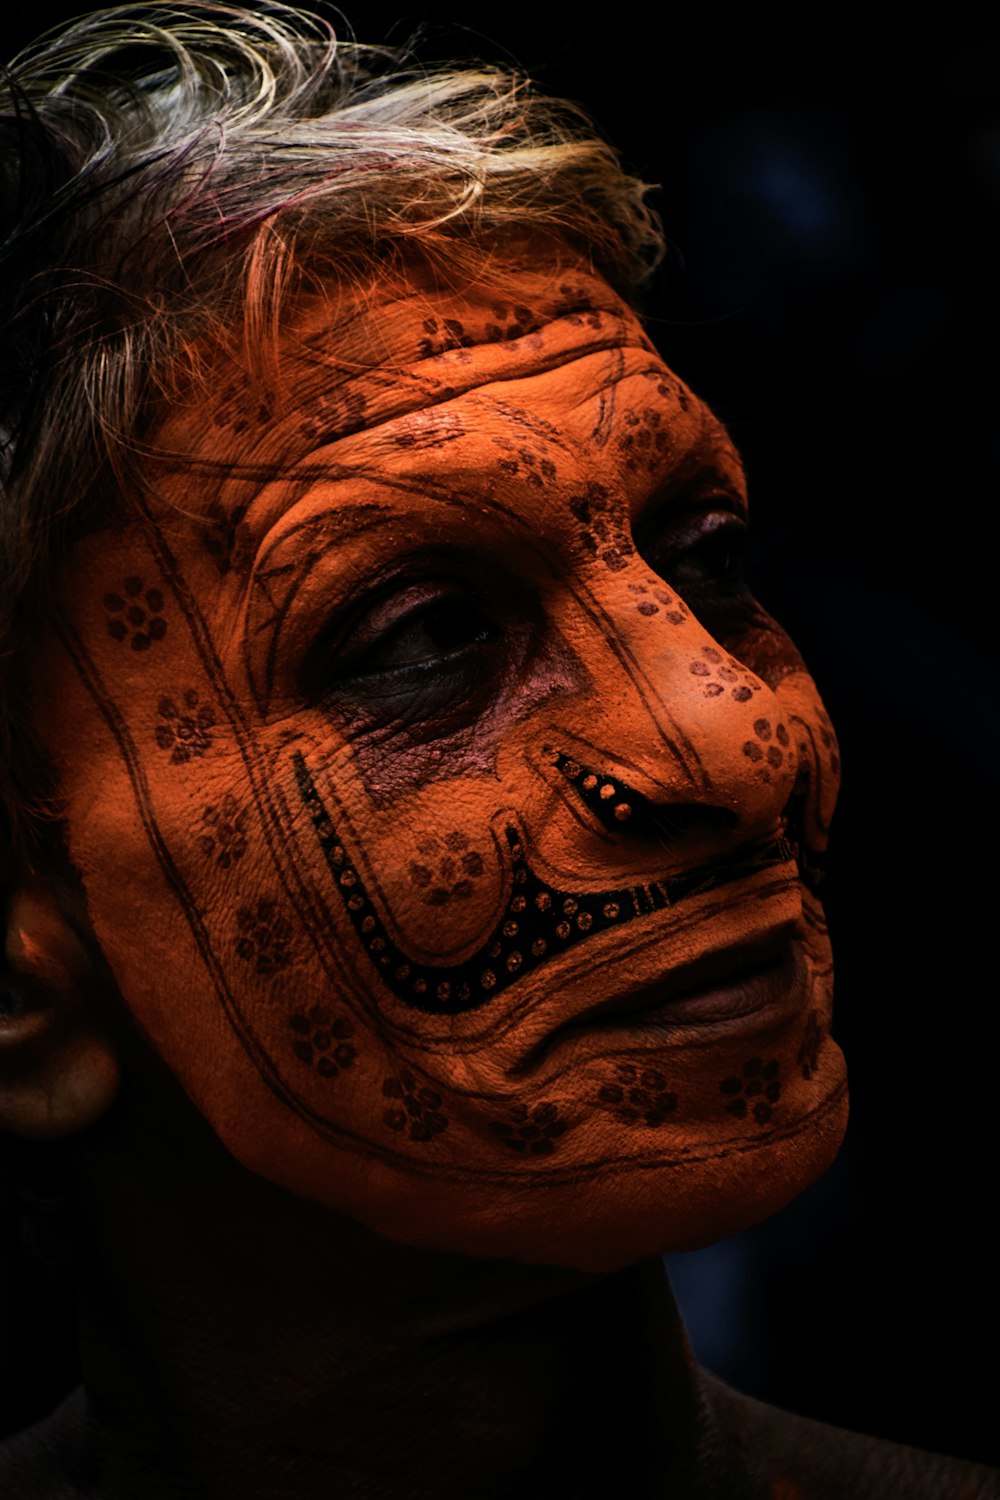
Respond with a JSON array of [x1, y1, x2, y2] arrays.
[[3, 1, 999, 1469]]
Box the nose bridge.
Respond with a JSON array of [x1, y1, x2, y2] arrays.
[[557, 564, 797, 831]]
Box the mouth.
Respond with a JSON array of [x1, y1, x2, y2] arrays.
[[512, 923, 804, 1074]]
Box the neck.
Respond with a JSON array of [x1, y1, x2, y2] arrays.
[[67, 1077, 721, 1500]]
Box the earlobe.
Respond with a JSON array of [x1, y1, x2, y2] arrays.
[[0, 883, 120, 1139]]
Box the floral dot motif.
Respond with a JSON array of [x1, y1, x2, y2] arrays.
[[691, 645, 765, 709], [209, 377, 272, 435], [568, 481, 634, 572], [739, 716, 797, 783], [408, 832, 486, 907], [289, 1006, 356, 1078], [617, 405, 670, 474], [735, 711, 798, 785], [235, 898, 293, 975], [200, 499, 251, 576], [155, 690, 215, 763], [637, 363, 692, 411], [392, 409, 465, 451], [817, 712, 842, 777], [483, 300, 542, 345], [597, 1062, 678, 1127], [198, 792, 248, 869], [720, 1057, 782, 1125], [417, 315, 476, 361], [798, 1010, 825, 1080], [554, 283, 603, 330], [629, 579, 677, 620], [104, 576, 167, 651], [488, 1100, 568, 1156], [382, 1070, 449, 1142], [492, 435, 557, 487], [298, 386, 369, 445]]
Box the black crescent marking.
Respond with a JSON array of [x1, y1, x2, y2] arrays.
[[293, 752, 793, 1017]]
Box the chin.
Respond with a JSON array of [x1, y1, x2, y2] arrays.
[[263, 1047, 850, 1274]]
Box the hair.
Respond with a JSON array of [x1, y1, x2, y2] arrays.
[[0, 0, 664, 874]]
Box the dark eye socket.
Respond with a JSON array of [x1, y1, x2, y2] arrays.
[[332, 593, 500, 683], [638, 508, 749, 591], [636, 505, 756, 648], [303, 578, 513, 736]]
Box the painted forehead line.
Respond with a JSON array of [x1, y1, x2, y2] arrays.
[[149, 359, 737, 586], [152, 331, 667, 488], [276, 398, 746, 552], [144, 263, 651, 489], [138, 262, 747, 583]]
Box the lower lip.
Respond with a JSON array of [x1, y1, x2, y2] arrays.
[[558, 940, 805, 1042]]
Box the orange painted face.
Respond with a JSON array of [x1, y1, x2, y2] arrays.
[[34, 255, 847, 1270]]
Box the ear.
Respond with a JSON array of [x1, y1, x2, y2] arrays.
[[0, 881, 120, 1139]]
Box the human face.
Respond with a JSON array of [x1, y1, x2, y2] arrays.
[[33, 253, 846, 1271]]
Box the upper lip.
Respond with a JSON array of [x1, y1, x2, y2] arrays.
[[509, 920, 799, 1075]]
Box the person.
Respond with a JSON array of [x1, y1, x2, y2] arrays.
[[0, 3, 995, 1496]]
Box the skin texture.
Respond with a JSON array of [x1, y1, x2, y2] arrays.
[[30, 250, 847, 1271]]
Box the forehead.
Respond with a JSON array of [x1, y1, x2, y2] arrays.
[[146, 258, 746, 552]]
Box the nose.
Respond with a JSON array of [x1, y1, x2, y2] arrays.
[[551, 564, 798, 846]]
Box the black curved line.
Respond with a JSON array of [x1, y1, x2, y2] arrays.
[[293, 752, 792, 1018]]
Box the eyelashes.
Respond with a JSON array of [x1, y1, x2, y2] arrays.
[[667, 517, 748, 590]]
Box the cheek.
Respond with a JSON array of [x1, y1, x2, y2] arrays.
[[298, 745, 511, 968], [39, 516, 848, 1266], [33, 542, 391, 1143]]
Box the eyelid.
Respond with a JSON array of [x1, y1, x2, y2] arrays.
[[634, 494, 748, 552], [341, 582, 460, 654], [303, 576, 469, 688], [301, 549, 472, 658]]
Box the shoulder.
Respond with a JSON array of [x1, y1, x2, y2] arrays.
[[701, 1369, 1000, 1500], [0, 1388, 101, 1499]]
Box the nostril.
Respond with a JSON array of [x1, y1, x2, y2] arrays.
[[649, 802, 740, 842]]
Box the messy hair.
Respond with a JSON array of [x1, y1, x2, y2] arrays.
[[0, 0, 663, 872]]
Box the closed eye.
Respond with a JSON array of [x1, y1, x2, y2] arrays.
[[302, 577, 525, 738], [329, 592, 501, 682], [637, 507, 749, 589]]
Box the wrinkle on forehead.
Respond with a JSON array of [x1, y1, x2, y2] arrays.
[[141, 259, 745, 571], [232, 370, 735, 600], [152, 262, 637, 453]]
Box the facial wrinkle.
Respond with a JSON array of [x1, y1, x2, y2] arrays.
[[33, 255, 847, 1268], [293, 749, 792, 1017], [149, 266, 650, 488]]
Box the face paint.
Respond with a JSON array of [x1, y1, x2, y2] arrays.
[[33, 254, 846, 1271]]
